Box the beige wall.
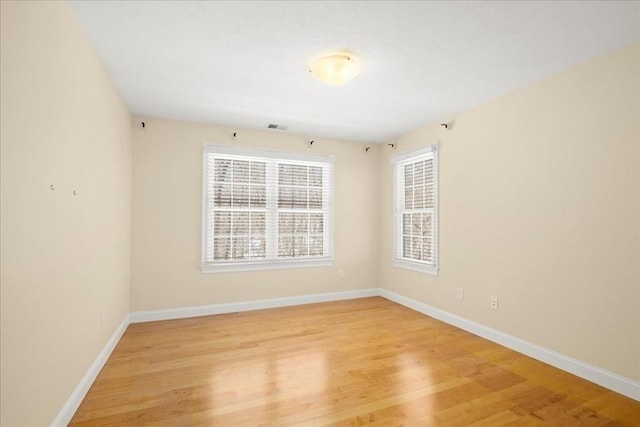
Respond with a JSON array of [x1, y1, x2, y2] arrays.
[[378, 43, 640, 381], [0, 2, 132, 426], [130, 118, 379, 311]]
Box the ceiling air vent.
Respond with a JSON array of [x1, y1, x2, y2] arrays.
[[266, 123, 289, 131]]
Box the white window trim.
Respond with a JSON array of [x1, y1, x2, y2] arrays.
[[392, 143, 439, 276], [201, 258, 334, 274], [201, 143, 334, 273]]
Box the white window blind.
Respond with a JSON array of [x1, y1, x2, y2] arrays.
[[393, 144, 438, 275], [202, 144, 333, 272]]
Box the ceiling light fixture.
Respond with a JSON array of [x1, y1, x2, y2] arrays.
[[308, 51, 362, 86]]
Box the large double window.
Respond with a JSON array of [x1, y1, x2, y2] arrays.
[[393, 144, 438, 275], [202, 144, 333, 272]]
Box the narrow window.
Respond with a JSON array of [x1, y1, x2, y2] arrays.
[[393, 144, 438, 275]]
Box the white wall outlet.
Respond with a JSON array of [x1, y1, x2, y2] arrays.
[[338, 269, 345, 279], [457, 288, 464, 300], [490, 296, 499, 310]]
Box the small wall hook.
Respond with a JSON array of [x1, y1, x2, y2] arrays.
[[232, 131, 238, 140], [364, 146, 371, 152], [50, 184, 55, 191], [440, 123, 449, 129], [141, 121, 146, 128], [387, 143, 395, 149], [307, 139, 315, 148]]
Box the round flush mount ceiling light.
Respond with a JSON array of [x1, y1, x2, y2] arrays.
[[308, 51, 362, 85]]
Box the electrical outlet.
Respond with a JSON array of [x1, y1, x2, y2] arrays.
[[457, 288, 464, 300], [490, 296, 499, 310], [338, 269, 345, 279]]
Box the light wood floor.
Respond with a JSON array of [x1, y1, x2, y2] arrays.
[[70, 297, 640, 426]]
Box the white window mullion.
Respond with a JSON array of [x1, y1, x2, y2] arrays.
[[265, 161, 278, 259]]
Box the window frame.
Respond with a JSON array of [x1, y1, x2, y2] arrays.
[[392, 143, 439, 275], [201, 143, 334, 273]]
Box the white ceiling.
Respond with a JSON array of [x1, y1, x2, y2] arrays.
[[70, 1, 639, 143]]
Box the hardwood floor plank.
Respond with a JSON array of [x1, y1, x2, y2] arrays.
[[70, 297, 640, 426]]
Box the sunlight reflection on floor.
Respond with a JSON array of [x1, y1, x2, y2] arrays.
[[396, 351, 434, 423]]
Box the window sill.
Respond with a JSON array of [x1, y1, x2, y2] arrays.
[[394, 258, 438, 276], [201, 258, 334, 273]]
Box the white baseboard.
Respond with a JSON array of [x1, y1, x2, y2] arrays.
[[130, 288, 379, 323], [379, 288, 640, 401], [50, 314, 131, 427]]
